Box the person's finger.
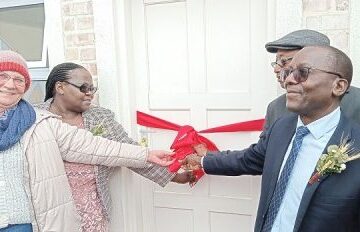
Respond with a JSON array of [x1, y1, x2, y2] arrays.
[[161, 156, 176, 166], [186, 171, 196, 183], [159, 159, 175, 166], [162, 151, 175, 156], [180, 158, 188, 165], [181, 164, 191, 171]]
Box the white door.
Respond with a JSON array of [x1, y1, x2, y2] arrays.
[[131, 0, 274, 231]]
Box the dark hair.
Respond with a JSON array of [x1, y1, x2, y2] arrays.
[[44, 62, 86, 101]]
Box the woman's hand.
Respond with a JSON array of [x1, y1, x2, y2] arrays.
[[147, 150, 175, 166]]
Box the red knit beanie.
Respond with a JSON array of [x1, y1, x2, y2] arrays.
[[0, 50, 31, 91]]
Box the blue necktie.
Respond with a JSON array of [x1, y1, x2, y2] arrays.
[[262, 126, 310, 232]]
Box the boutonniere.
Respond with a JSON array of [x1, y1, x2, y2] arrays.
[[90, 121, 107, 136], [139, 137, 148, 147], [309, 140, 360, 184]]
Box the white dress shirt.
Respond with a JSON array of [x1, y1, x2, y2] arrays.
[[271, 107, 340, 232]]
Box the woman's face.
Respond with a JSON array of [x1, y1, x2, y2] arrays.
[[0, 71, 26, 109], [58, 68, 95, 113]]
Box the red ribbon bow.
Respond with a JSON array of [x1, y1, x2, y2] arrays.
[[137, 111, 265, 183]]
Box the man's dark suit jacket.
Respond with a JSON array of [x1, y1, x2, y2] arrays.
[[204, 113, 360, 232], [263, 86, 360, 131]]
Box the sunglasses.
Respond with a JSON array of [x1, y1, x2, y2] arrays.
[[62, 80, 98, 94], [279, 66, 344, 84], [271, 57, 293, 68]]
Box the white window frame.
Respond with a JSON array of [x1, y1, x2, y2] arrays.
[[0, 0, 48, 69]]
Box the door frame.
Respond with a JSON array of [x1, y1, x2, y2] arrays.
[[92, 0, 280, 231]]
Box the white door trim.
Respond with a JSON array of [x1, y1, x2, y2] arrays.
[[92, 0, 143, 231], [44, 0, 65, 69]]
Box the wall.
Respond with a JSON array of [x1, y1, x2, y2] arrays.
[[303, 0, 350, 53], [60, 0, 98, 88], [302, 0, 360, 87]]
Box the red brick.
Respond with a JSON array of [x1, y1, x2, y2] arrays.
[[68, 1, 93, 16], [62, 4, 70, 16], [77, 33, 95, 45], [80, 48, 96, 61], [77, 16, 94, 30], [65, 48, 79, 60], [82, 63, 98, 76], [63, 17, 75, 31], [65, 34, 78, 46]]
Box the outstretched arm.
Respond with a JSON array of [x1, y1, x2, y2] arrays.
[[182, 131, 269, 176], [88, 108, 191, 185], [49, 117, 172, 168]]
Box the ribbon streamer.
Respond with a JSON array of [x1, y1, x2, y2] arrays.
[[137, 111, 265, 183]]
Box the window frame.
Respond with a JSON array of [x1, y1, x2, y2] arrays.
[[0, 0, 48, 69]]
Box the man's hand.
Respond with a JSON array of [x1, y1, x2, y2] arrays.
[[147, 150, 174, 166], [193, 143, 208, 156], [181, 153, 202, 171], [171, 171, 196, 184]]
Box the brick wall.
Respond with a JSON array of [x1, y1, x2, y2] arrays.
[[61, 0, 99, 101], [303, 0, 350, 53], [61, 0, 98, 77]]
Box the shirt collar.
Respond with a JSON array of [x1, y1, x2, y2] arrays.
[[297, 107, 341, 140]]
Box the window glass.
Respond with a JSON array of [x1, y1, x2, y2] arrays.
[[0, 4, 45, 62], [0, 2, 48, 104], [24, 80, 46, 104]]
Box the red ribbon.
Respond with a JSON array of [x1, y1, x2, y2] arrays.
[[137, 111, 265, 182]]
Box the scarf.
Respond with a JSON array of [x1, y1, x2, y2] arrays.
[[0, 100, 36, 151]]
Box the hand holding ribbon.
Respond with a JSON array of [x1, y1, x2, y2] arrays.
[[137, 111, 265, 186]]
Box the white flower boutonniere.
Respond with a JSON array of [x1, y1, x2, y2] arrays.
[[90, 121, 107, 136], [309, 140, 360, 184], [139, 137, 148, 147]]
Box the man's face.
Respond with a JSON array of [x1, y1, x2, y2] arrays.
[[273, 49, 300, 88], [283, 47, 341, 120]]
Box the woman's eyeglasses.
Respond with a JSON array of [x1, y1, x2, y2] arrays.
[[280, 66, 344, 84], [62, 80, 98, 94], [0, 72, 26, 87]]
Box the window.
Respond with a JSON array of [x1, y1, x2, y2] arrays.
[[0, 0, 48, 103]]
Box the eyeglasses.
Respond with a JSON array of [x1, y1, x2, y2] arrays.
[[0, 72, 26, 87], [62, 80, 98, 94], [271, 57, 293, 68], [280, 66, 344, 84]]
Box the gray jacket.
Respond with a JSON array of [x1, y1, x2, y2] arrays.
[[263, 86, 360, 131]]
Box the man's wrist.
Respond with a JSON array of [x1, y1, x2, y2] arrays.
[[200, 156, 204, 170]]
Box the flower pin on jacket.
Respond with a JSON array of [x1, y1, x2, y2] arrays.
[[90, 120, 107, 136], [309, 138, 360, 184]]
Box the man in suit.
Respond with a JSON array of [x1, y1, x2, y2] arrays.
[[264, 29, 360, 131], [183, 46, 360, 232]]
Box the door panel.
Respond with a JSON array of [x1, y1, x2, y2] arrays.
[[205, 0, 251, 93], [132, 0, 271, 231]]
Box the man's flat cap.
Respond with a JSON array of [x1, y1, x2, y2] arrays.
[[265, 29, 330, 53]]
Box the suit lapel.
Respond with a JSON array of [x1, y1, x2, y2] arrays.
[[262, 116, 298, 217], [293, 114, 352, 232]]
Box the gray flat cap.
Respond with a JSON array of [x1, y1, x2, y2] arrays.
[[265, 29, 330, 53]]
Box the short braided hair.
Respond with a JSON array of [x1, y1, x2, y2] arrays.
[[44, 62, 86, 101]]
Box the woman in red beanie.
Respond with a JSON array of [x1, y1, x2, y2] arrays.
[[0, 50, 174, 232]]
